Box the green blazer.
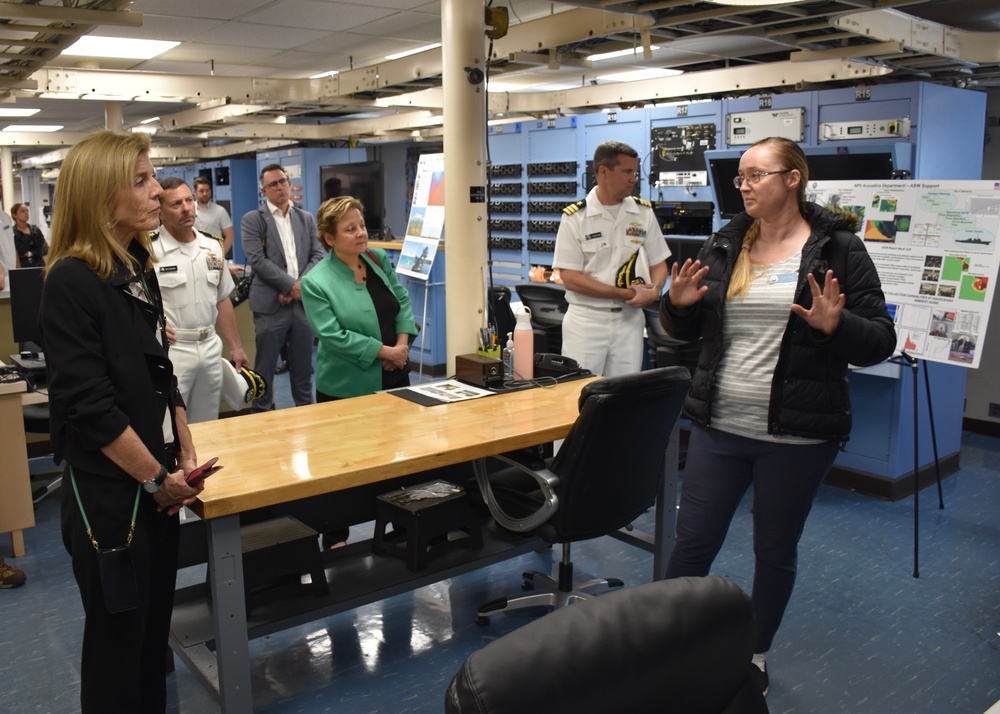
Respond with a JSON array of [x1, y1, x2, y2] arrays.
[[301, 247, 418, 397]]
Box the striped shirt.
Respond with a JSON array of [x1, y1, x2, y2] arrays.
[[712, 252, 822, 444]]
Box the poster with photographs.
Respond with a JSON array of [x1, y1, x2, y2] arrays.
[[807, 180, 1000, 369]]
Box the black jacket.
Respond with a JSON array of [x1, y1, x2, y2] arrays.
[[40, 240, 181, 477], [660, 203, 896, 442]]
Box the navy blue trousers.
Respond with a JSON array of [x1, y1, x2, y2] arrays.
[[665, 425, 839, 653]]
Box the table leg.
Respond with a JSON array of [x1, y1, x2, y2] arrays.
[[10, 530, 24, 557], [207, 514, 253, 712]]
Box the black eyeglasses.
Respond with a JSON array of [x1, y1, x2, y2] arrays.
[[263, 177, 290, 190], [733, 169, 792, 188]]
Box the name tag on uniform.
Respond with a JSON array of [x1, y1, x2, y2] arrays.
[[206, 254, 224, 271], [767, 272, 797, 284], [586, 232, 602, 240], [159, 265, 178, 273]]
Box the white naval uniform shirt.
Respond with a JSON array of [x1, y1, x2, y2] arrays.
[[194, 201, 233, 242], [152, 226, 235, 330], [552, 187, 670, 308]]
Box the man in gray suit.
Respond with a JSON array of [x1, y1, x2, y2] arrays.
[[241, 164, 325, 411]]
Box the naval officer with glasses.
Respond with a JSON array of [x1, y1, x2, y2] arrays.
[[553, 140, 669, 376], [241, 164, 325, 410]]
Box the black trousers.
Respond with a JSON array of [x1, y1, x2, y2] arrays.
[[61, 467, 180, 714]]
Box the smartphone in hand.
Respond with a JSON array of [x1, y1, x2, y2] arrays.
[[186, 457, 223, 486]]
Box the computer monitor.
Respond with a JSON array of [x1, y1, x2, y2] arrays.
[[319, 161, 384, 233], [706, 148, 897, 220], [9, 266, 45, 352]]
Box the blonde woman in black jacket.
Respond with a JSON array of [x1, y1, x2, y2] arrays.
[[660, 137, 896, 696]]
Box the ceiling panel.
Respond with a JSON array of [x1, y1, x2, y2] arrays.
[[242, 1, 398, 32]]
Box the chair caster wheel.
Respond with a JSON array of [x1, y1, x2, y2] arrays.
[[476, 615, 490, 626]]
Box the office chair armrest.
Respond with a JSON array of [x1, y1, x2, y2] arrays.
[[473, 456, 559, 532]]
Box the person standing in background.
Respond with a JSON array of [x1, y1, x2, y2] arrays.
[[301, 196, 416, 402], [660, 136, 896, 696], [11, 203, 48, 268], [553, 140, 669, 376], [39, 130, 203, 713], [192, 175, 234, 256], [153, 177, 250, 422], [241, 164, 325, 411], [0, 209, 16, 295]]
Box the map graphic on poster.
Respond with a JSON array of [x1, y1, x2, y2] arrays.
[[399, 153, 444, 281], [808, 180, 1000, 369]]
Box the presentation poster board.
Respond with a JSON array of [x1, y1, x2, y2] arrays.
[[809, 180, 1000, 369], [405, 153, 445, 242], [397, 235, 438, 280]]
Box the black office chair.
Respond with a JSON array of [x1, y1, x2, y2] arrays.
[[488, 285, 516, 349], [514, 283, 568, 354], [644, 304, 701, 372], [472, 366, 690, 622], [446, 576, 769, 714]]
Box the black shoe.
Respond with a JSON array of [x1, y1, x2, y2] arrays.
[[275, 360, 288, 375], [752, 662, 769, 697]]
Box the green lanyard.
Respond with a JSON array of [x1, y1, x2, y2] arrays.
[[70, 467, 141, 552]]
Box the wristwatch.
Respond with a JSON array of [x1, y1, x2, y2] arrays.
[[142, 465, 169, 493]]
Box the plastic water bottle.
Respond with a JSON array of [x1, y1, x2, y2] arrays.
[[502, 332, 514, 379], [513, 307, 534, 380]]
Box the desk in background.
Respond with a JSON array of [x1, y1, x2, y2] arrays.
[[173, 377, 679, 711]]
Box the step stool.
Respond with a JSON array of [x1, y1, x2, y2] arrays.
[[372, 480, 483, 571], [240, 516, 329, 610]]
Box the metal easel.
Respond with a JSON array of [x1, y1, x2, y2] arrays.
[[888, 351, 945, 578]]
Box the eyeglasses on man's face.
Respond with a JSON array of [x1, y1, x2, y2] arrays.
[[733, 169, 792, 188], [263, 177, 290, 190]]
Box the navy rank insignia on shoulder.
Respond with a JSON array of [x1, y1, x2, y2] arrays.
[[562, 199, 586, 216], [149, 230, 160, 241], [205, 232, 224, 248], [635, 198, 653, 208]]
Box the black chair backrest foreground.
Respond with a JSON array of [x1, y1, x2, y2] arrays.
[[445, 575, 769, 714], [475, 366, 691, 541]]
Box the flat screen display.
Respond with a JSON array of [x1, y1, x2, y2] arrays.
[[708, 151, 896, 220], [319, 161, 384, 233], [9, 266, 44, 349]]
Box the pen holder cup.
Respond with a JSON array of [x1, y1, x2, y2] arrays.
[[477, 347, 501, 359]]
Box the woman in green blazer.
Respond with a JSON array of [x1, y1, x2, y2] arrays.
[[301, 196, 418, 401]]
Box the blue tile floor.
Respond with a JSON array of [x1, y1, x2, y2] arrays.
[[3, 371, 998, 713]]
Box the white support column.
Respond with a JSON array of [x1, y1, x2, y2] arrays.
[[441, 0, 488, 373], [1, 146, 13, 215], [105, 101, 123, 132]]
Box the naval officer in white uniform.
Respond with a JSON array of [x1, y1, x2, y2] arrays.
[[153, 177, 250, 422]]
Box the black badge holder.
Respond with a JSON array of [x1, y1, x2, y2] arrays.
[[70, 468, 142, 614]]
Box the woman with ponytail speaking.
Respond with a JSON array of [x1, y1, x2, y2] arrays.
[[659, 137, 896, 695]]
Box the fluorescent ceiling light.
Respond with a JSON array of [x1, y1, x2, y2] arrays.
[[596, 67, 684, 83], [385, 43, 441, 61], [131, 126, 157, 134], [62, 36, 179, 60], [140, 116, 160, 125], [587, 46, 661, 62], [0, 108, 40, 118], [310, 70, 339, 79], [3, 125, 63, 132], [486, 82, 524, 93]]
